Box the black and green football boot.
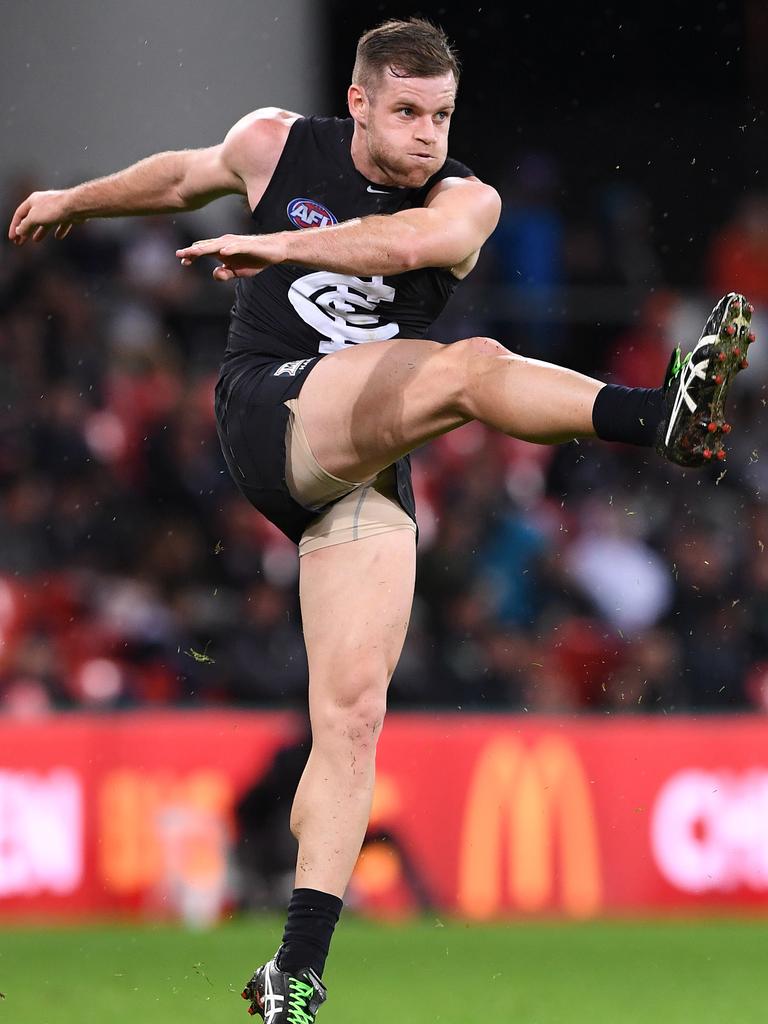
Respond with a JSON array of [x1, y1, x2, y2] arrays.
[[241, 949, 327, 1023], [656, 292, 755, 466]]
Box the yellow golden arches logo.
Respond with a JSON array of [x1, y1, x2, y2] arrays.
[[458, 736, 602, 918]]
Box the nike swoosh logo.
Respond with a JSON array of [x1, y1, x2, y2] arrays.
[[367, 185, 391, 194]]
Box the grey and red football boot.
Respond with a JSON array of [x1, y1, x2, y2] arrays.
[[656, 292, 755, 466], [241, 949, 327, 1023]]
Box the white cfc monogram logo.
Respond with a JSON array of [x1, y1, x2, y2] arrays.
[[288, 272, 399, 353]]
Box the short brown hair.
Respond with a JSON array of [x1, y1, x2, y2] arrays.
[[352, 17, 460, 96]]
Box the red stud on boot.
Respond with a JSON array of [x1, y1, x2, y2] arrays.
[[722, 423, 732, 434], [703, 449, 713, 460], [707, 422, 718, 433], [717, 449, 727, 461]]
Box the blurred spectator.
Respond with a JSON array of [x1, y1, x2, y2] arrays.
[[220, 581, 308, 704], [705, 194, 768, 384], [606, 290, 680, 388], [707, 192, 768, 307], [489, 151, 565, 359], [233, 721, 311, 910], [662, 526, 749, 708], [598, 183, 661, 289], [493, 152, 563, 293], [565, 499, 673, 634]]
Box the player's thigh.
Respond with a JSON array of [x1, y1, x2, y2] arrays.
[[297, 337, 490, 481], [299, 528, 416, 725]]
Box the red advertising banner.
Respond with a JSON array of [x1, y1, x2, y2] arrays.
[[1, 712, 768, 918]]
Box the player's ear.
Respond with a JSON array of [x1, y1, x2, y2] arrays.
[[347, 83, 369, 126]]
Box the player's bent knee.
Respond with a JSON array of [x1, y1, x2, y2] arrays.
[[447, 336, 516, 416], [454, 335, 508, 358]]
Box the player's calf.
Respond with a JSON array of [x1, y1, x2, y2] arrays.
[[448, 334, 602, 441], [288, 672, 387, 894]]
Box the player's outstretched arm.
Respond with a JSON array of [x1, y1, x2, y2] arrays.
[[8, 149, 241, 245], [8, 108, 294, 245], [175, 177, 501, 280]]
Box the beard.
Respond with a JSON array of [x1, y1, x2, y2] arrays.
[[366, 129, 443, 188]]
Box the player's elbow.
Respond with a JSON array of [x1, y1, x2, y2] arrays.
[[397, 225, 473, 272], [393, 231, 451, 272], [394, 238, 424, 272]]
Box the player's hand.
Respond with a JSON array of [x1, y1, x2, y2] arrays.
[[176, 234, 285, 281], [8, 190, 77, 245]]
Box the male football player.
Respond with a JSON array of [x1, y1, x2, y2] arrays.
[[9, 17, 753, 1023]]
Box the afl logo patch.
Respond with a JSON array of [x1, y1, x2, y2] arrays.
[[287, 197, 338, 230]]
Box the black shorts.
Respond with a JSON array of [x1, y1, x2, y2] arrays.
[[214, 349, 417, 545]]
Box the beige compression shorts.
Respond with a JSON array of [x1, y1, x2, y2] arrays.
[[284, 399, 416, 556]]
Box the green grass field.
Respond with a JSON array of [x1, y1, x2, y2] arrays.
[[2, 915, 767, 1023]]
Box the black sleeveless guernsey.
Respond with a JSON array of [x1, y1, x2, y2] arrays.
[[226, 115, 474, 359], [214, 115, 475, 544]]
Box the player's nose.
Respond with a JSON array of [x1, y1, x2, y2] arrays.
[[413, 116, 437, 144]]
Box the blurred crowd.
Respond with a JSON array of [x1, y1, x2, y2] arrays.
[[3, 156, 768, 717]]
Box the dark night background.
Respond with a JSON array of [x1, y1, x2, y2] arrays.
[[326, 1, 766, 286]]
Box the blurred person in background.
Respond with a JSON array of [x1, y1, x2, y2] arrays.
[[662, 523, 750, 708], [708, 191, 768, 309], [234, 721, 312, 912], [706, 190, 768, 381], [488, 151, 565, 361], [8, 14, 757, 1024]]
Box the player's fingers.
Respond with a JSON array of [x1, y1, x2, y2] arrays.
[[176, 247, 203, 261], [8, 199, 31, 241], [11, 219, 29, 244], [54, 223, 73, 240], [212, 265, 236, 282], [14, 213, 37, 243], [32, 225, 51, 242], [176, 238, 224, 258]]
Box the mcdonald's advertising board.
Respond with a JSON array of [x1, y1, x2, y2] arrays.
[[1, 712, 768, 918]]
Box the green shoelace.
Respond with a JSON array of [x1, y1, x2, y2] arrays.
[[287, 978, 316, 1024], [669, 347, 692, 380]]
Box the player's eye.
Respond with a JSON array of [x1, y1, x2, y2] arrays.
[[399, 107, 414, 117], [435, 111, 451, 122]]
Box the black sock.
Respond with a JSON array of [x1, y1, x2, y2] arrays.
[[277, 888, 343, 978], [591, 384, 665, 447]]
